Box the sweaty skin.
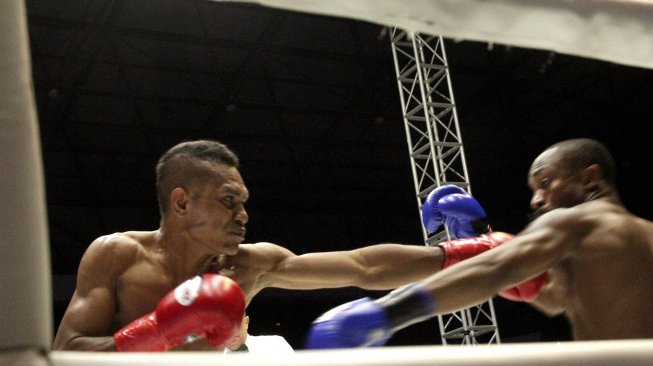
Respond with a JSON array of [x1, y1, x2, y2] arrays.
[[53, 163, 445, 351]]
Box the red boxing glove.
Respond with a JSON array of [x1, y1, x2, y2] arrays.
[[439, 231, 513, 268], [498, 272, 549, 302], [114, 274, 245, 352]]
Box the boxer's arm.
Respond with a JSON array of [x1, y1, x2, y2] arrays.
[[419, 207, 589, 314], [306, 209, 591, 348], [255, 242, 444, 291], [53, 236, 136, 351]]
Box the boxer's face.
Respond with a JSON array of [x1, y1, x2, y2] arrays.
[[184, 164, 249, 255], [528, 148, 585, 217]]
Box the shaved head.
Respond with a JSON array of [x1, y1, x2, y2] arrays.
[[544, 138, 616, 185]]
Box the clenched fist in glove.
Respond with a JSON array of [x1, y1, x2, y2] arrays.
[[113, 273, 245, 352], [305, 283, 435, 349], [421, 185, 490, 238]]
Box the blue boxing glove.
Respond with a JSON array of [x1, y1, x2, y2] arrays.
[[306, 284, 436, 349], [421, 185, 467, 234], [421, 185, 489, 238], [305, 298, 392, 349], [439, 193, 489, 239]]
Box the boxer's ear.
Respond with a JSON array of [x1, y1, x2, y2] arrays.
[[582, 164, 602, 191], [171, 187, 189, 215]]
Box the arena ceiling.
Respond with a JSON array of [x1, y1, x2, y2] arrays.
[[25, 0, 653, 346]]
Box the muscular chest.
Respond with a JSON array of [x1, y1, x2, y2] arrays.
[[114, 262, 177, 328]]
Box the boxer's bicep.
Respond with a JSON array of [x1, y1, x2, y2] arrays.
[[53, 236, 133, 350], [54, 285, 116, 349]]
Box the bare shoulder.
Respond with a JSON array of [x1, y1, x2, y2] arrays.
[[87, 232, 141, 257], [569, 200, 641, 235], [532, 201, 614, 233], [635, 215, 653, 237], [511, 203, 606, 259], [80, 231, 154, 277], [582, 201, 653, 247], [524, 200, 639, 254]]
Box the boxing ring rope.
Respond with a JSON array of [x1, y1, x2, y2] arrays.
[[50, 340, 653, 365], [1, 0, 653, 365], [238, 0, 653, 70]]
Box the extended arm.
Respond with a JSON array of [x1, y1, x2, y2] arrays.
[[257, 242, 444, 291], [306, 207, 591, 348], [421, 208, 581, 314], [258, 186, 500, 292]]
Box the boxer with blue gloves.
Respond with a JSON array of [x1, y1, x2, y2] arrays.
[[421, 184, 490, 238], [306, 186, 548, 349], [306, 139, 653, 346]]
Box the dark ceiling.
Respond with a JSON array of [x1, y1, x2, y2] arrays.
[[26, 0, 653, 348]]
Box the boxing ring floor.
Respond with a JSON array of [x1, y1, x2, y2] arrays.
[[2, 0, 653, 365]]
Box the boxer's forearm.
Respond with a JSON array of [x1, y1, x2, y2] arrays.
[[53, 335, 117, 351]]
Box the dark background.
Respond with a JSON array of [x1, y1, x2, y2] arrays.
[[26, 0, 653, 349]]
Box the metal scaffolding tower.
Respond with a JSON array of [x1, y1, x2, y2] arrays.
[[389, 29, 501, 345]]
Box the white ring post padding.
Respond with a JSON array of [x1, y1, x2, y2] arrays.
[[2, 350, 49, 366], [0, 0, 53, 352], [51, 340, 653, 366], [232, 0, 653, 70]]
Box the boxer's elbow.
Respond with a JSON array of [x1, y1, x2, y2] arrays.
[[529, 281, 566, 317]]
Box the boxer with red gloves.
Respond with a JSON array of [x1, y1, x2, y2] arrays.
[[114, 274, 245, 352]]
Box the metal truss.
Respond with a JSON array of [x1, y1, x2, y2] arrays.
[[389, 29, 501, 346]]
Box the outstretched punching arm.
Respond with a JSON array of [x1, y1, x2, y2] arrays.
[[418, 208, 581, 313], [306, 207, 588, 348], [256, 186, 497, 292], [253, 234, 506, 292], [253, 242, 445, 291]]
